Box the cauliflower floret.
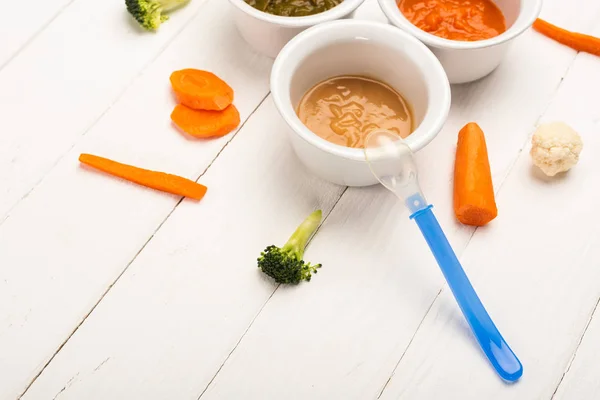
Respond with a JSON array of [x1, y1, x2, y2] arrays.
[[530, 122, 583, 176]]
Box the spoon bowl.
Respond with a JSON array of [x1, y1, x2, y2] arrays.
[[364, 129, 426, 214]]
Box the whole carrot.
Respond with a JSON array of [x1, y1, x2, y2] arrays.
[[533, 18, 600, 57], [453, 123, 497, 227], [79, 154, 207, 200]]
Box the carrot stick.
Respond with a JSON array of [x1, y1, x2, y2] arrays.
[[170, 69, 234, 111], [533, 18, 600, 57], [171, 103, 240, 138], [453, 123, 497, 227], [79, 154, 207, 200]]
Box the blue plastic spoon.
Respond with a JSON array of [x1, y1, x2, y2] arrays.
[[364, 129, 522, 382]]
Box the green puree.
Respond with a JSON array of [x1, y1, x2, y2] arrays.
[[246, 0, 344, 16]]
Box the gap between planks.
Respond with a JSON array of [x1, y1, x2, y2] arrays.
[[550, 296, 600, 399], [0, 0, 213, 228], [376, 286, 442, 399], [17, 92, 271, 399]]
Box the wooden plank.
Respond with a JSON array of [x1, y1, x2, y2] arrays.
[[0, 0, 213, 222], [17, 2, 600, 400], [20, 97, 344, 400], [0, 1, 273, 398], [0, 0, 72, 67], [378, 21, 600, 400]]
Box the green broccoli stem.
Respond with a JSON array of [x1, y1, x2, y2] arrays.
[[282, 210, 322, 260], [165, 0, 191, 11]]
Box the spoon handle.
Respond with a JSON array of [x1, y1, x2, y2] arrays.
[[410, 205, 523, 382]]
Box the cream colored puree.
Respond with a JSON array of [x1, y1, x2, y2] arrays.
[[297, 76, 413, 148]]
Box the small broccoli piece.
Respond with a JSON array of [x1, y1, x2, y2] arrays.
[[258, 210, 323, 284], [126, 0, 190, 31]]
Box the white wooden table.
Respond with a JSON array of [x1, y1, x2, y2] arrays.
[[1, 0, 599, 398]]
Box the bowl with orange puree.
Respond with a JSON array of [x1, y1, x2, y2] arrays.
[[379, 0, 543, 83], [271, 20, 451, 186]]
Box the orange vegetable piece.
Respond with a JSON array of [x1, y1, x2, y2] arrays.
[[533, 18, 600, 57], [453, 123, 497, 226], [170, 69, 234, 111], [171, 104, 240, 138], [79, 154, 207, 200]]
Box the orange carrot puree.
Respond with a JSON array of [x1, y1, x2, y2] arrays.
[[399, 0, 506, 41]]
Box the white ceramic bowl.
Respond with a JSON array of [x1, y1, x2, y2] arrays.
[[228, 0, 366, 58], [271, 20, 451, 187], [378, 0, 543, 84]]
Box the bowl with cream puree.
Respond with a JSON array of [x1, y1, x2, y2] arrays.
[[271, 20, 451, 187], [378, 0, 543, 83], [229, 0, 366, 58]]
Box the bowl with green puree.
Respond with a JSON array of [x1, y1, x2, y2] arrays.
[[229, 0, 366, 58]]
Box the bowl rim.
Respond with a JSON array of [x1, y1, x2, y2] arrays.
[[227, 0, 367, 27], [378, 0, 544, 50], [270, 19, 451, 162]]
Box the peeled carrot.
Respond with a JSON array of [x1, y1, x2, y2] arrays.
[[170, 69, 234, 111], [533, 18, 600, 57], [171, 103, 240, 138], [79, 154, 207, 200], [453, 123, 497, 227]]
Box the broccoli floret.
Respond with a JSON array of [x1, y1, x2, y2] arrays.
[[258, 210, 323, 284], [126, 0, 190, 31]]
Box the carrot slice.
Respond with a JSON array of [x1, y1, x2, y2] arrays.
[[453, 123, 497, 226], [533, 18, 600, 57], [171, 103, 240, 138], [79, 154, 207, 200], [170, 69, 234, 111]]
